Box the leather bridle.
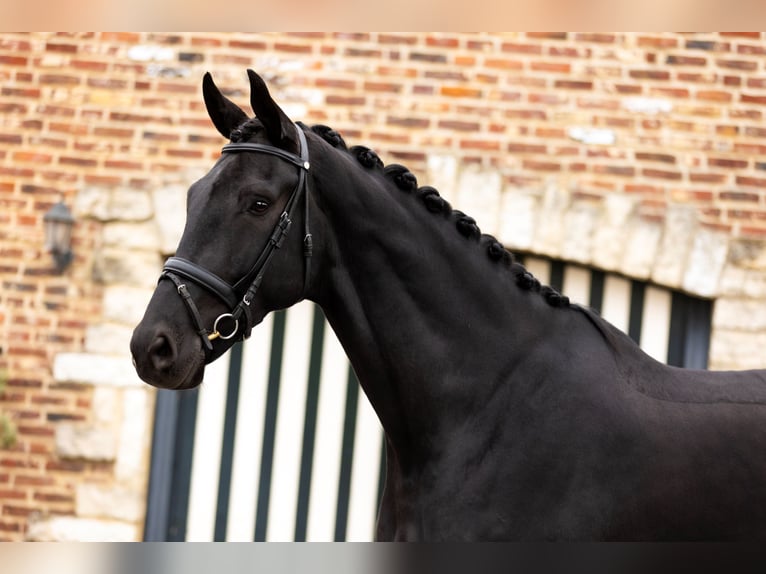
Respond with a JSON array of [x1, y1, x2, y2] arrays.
[[159, 124, 312, 362]]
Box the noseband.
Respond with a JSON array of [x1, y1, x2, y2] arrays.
[[159, 124, 312, 361]]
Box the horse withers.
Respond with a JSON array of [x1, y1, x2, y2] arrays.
[[131, 70, 766, 540]]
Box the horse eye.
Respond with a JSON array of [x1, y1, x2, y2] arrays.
[[248, 199, 270, 214]]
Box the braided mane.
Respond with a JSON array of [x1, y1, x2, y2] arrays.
[[305, 123, 570, 308]]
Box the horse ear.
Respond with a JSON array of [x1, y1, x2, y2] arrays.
[[247, 69, 297, 152], [202, 72, 249, 140]]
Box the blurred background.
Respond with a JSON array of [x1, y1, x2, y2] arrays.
[[1, 32, 766, 542]]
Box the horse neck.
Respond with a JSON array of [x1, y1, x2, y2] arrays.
[[308, 145, 564, 458]]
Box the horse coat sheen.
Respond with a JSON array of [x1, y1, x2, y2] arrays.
[[130, 70, 766, 541]]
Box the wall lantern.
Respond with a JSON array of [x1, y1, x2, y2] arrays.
[[43, 200, 75, 273]]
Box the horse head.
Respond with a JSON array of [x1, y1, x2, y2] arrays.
[[131, 70, 313, 389]]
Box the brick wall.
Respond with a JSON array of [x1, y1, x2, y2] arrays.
[[1, 32, 766, 540]]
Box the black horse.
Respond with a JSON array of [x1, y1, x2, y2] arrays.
[[131, 70, 766, 541]]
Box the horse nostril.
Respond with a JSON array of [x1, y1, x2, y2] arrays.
[[148, 333, 177, 372]]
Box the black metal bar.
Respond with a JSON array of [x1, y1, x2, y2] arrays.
[[589, 269, 605, 314], [253, 310, 287, 541], [294, 305, 326, 541], [334, 366, 360, 542], [213, 343, 243, 541], [142, 389, 179, 541], [628, 281, 646, 345], [165, 387, 200, 541], [549, 260, 565, 292]]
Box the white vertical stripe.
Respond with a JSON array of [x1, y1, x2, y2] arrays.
[[640, 286, 672, 364], [346, 393, 384, 541], [225, 313, 274, 541], [185, 352, 231, 542], [524, 256, 551, 285], [266, 302, 313, 541], [562, 265, 591, 306], [306, 330, 349, 541], [601, 275, 631, 333]]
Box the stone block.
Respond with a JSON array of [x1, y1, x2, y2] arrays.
[[55, 423, 117, 461], [682, 228, 729, 298], [76, 484, 144, 523], [744, 270, 766, 299], [92, 386, 119, 427], [709, 330, 766, 370], [53, 352, 143, 388], [592, 194, 636, 272], [75, 186, 154, 222], [717, 265, 748, 297], [619, 219, 662, 280], [531, 182, 570, 258], [713, 297, 766, 332], [560, 201, 599, 264], [115, 387, 151, 483], [85, 323, 135, 355], [152, 183, 188, 255], [93, 248, 163, 288], [26, 515, 138, 542], [455, 167, 502, 236], [727, 239, 766, 269], [426, 154, 458, 200], [103, 221, 162, 250], [498, 188, 539, 251], [102, 285, 154, 325], [651, 205, 697, 288]]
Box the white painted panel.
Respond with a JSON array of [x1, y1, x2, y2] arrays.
[[640, 286, 672, 363], [306, 331, 349, 541], [562, 265, 591, 307], [601, 275, 631, 333], [225, 313, 274, 541], [185, 352, 231, 542], [266, 302, 313, 541], [345, 393, 383, 541], [524, 256, 551, 285]]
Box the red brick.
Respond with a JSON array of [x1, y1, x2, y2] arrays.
[[643, 168, 682, 180], [716, 59, 758, 71], [523, 159, 561, 171], [100, 32, 140, 43], [508, 142, 547, 154], [440, 86, 482, 99], [737, 44, 766, 55], [719, 32, 762, 38], [637, 36, 679, 48], [501, 42, 542, 55], [636, 152, 676, 164], [460, 139, 500, 151], [526, 32, 568, 40], [438, 120, 480, 131], [709, 157, 749, 169], [629, 69, 671, 80], [364, 81, 401, 93], [378, 34, 417, 45], [741, 94, 766, 105], [326, 95, 365, 106], [697, 90, 733, 102], [594, 165, 635, 177], [426, 35, 459, 48], [736, 176, 766, 188], [484, 58, 523, 71], [530, 61, 571, 73], [575, 33, 616, 43]]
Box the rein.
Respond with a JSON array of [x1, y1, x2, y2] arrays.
[[159, 124, 312, 361]]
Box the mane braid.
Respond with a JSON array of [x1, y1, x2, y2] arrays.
[[308, 123, 570, 309], [229, 118, 263, 143]]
